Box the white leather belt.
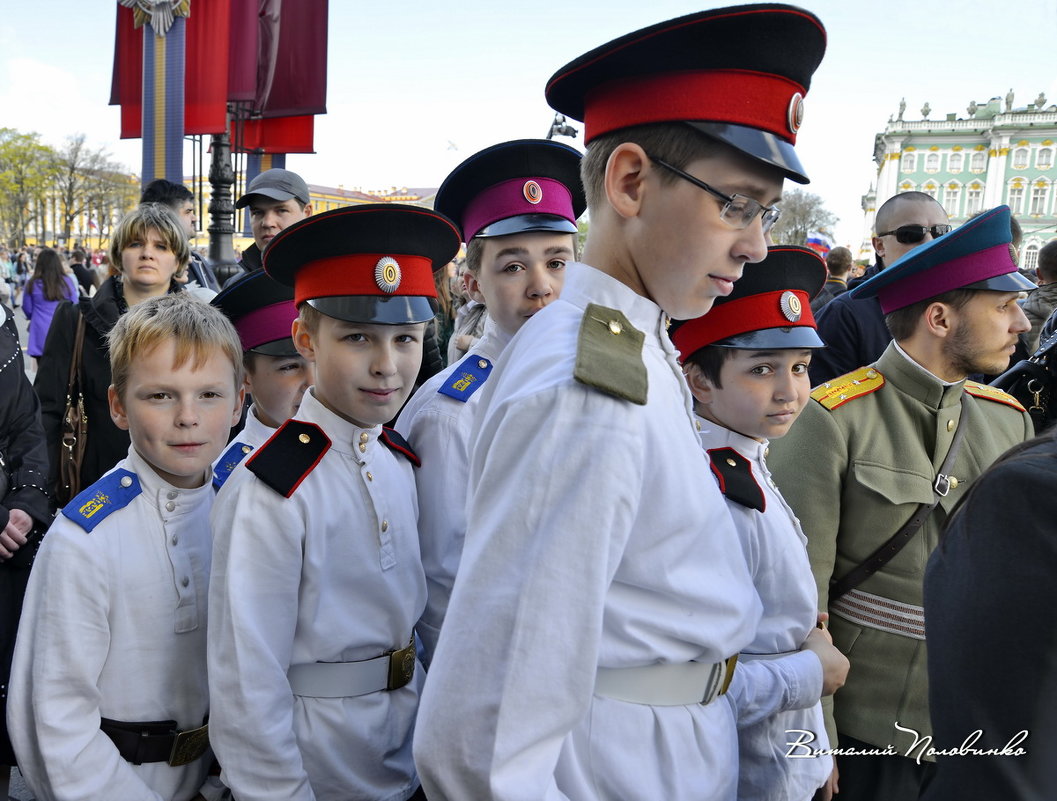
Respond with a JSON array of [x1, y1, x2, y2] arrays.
[[831, 588, 926, 640], [594, 656, 738, 706], [287, 638, 416, 698]]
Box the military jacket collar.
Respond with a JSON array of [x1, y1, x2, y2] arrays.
[[876, 342, 966, 411], [297, 387, 381, 460], [562, 262, 672, 347]]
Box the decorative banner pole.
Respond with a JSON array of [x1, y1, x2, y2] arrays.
[[207, 132, 239, 285]]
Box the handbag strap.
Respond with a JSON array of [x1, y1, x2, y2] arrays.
[[66, 312, 86, 397], [829, 392, 971, 603]]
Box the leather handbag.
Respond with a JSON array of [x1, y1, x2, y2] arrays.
[[58, 314, 88, 506], [990, 328, 1057, 433]]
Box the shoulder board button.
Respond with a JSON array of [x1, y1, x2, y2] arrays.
[[810, 366, 885, 410], [574, 303, 647, 405], [438, 354, 493, 403], [707, 448, 765, 512], [381, 427, 421, 467], [965, 381, 1027, 412], [213, 440, 254, 491], [61, 468, 142, 533], [247, 421, 330, 498]]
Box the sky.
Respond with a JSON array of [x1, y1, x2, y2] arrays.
[[2, 0, 1056, 251]]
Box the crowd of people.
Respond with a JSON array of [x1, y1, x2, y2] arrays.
[[0, 5, 1054, 801]]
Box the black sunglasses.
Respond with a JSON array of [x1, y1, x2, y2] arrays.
[[877, 224, 952, 244]]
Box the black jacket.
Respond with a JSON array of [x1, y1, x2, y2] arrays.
[[809, 263, 891, 385]]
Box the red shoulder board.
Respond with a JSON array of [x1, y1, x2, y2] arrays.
[[381, 427, 421, 467], [246, 421, 331, 498], [964, 380, 1027, 412], [707, 447, 765, 512]]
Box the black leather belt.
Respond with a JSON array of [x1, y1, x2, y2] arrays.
[[100, 717, 210, 767]]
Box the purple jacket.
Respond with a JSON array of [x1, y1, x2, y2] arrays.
[[22, 275, 78, 357]]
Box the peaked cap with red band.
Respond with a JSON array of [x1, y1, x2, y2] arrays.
[[436, 139, 586, 243], [672, 245, 826, 360], [262, 204, 461, 325], [545, 4, 826, 184], [849, 205, 1036, 314], [210, 269, 299, 356]]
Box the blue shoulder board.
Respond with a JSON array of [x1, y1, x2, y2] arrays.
[[61, 468, 142, 533], [213, 440, 254, 491], [438, 354, 493, 402]]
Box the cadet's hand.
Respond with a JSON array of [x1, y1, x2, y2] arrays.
[[801, 627, 849, 697], [0, 509, 31, 558], [813, 764, 839, 800]]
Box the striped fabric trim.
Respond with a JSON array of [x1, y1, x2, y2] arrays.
[[831, 588, 926, 640], [141, 18, 186, 184]]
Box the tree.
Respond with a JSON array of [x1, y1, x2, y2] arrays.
[[0, 129, 55, 248], [769, 188, 838, 247], [54, 134, 115, 245]]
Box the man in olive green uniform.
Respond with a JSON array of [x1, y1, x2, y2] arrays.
[[769, 205, 1034, 801]]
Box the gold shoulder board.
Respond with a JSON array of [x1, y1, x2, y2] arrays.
[[810, 367, 885, 411], [964, 381, 1027, 412]]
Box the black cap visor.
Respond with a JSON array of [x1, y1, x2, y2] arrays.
[[686, 122, 809, 184], [475, 214, 579, 239], [307, 296, 437, 325], [962, 271, 1037, 294], [712, 325, 825, 350], [249, 337, 300, 358]]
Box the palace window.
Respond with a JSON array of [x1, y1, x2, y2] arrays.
[[1009, 185, 1024, 215], [922, 182, 939, 199], [925, 153, 940, 172], [948, 152, 963, 172], [1031, 184, 1048, 215], [1012, 147, 1030, 169], [966, 186, 983, 215], [944, 186, 960, 216], [901, 153, 916, 172], [1023, 245, 1039, 271], [970, 151, 986, 172], [1039, 148, 1054, 169]]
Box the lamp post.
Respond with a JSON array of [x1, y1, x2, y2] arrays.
[[546, 113, 579, 141], [207, 131, 240, 286]]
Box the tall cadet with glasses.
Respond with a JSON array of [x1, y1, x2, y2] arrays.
[[769, 206, 1034, 801], [811, 192, 950, 384], [414, 6, 826, 800]]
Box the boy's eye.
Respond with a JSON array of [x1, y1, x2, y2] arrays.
[[395, 334, 419, 344], [792, 362, 810, 374], [147, 392, 170, 400], [201, 391, 221, 399], [343, 333, 367, 343], [750, 365, 773, 375], [547, 259, 567, 270], [503, 263, 526, 273]]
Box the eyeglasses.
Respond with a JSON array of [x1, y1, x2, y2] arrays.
[[877, 224, 952, 244], [647, 154, 782, 234]]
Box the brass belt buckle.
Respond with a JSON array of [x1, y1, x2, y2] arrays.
[[168, 723, 210, 767], [386, 638, 416, 691], [719, 654, 739, 696]]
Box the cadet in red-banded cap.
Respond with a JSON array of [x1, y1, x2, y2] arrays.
[[208, 204, 460, 801], [414, 7, 827, 801], [673, 247, 851, 801]]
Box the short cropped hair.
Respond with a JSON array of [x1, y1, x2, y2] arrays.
[[884, 288, 976, 342], [108, 293, 244, 401], [826, 246, 853, 277], [684, 344, 738, 390], [140, 178, 194, 208], [581, 123, 721, 211], [874, 191, 944, 236], [110, 203, 191, 277], [1038, 240, 1057, 282], [297, 302, 325, 336]]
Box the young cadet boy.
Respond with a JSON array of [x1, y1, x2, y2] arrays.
[[671, 246, 850, 801], [395, 138, 584, 665], [210, 269, 310, 489], [207, 205, 460, 801], [414, 7, 827, 801], [8, 293, 244, 801]]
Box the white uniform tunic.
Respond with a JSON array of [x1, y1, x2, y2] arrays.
[[395, 319, 512, 665], [697, 421, 831, 801], [208, 389, 426, 801], [9, 448, 216, 801], [414, 263, 762, 801]]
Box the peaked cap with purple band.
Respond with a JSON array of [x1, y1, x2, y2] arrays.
[[210, 269, 299, 356], [435, 139, 585, 243], [850, 205, 1036, 314]]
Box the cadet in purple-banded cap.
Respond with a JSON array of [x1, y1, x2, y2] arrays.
[[414, 7, 827, 801]]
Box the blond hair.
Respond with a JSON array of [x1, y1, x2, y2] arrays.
[[109, 202, 191, 279], [108, 293, 244, 400], [297, 302, 324, 336]]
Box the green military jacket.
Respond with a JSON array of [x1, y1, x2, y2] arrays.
[[769, 343, 1033, 758]]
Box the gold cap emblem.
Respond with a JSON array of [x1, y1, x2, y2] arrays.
[[779, 291, 802, 322], [375, 256, 402, 294], [787, 93, 805, 134]]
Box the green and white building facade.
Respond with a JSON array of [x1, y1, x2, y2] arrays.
[[862, 93, 1057, 269]]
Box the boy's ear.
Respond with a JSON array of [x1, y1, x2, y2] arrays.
[[108, 385, 130, 431], [230, 384, 247, 428], [684, 362, 716, 406], [604, 142, 650, 220], [464, 270, 486, 305], [292, 319, 317, 363]]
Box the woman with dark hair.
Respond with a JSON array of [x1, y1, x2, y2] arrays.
[[34, 203, 188, 501], [21, 249, 78, 366]]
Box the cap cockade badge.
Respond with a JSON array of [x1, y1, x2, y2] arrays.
[[375, 256, 402, 294]]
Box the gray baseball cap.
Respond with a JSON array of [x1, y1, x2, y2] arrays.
[[235, 168, 310, 209]]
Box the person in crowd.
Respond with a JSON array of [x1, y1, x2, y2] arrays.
[[0, 300, 51, 800], [8, 293, 243, 801], [768, 205, 1035, 801], [810, 245, 853, 314], [396, 138, 583, 666], [413, 7, 826, 800], [34, 203, 188, 500], [21, 248, 79, 368], [228, 168, 313, 285], [209, 269, 310, 489], [140, 179, 220, 296], [671, 245, 850, 801], [432, 261, 457, 361], [1020, 239, 1057, 352], [810, 192, 949, 385], [68, 249, 97, 296], [208, 205, 459, 801], [0, 249, 16, 308]]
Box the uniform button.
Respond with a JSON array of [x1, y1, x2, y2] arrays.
[[478, 359, 488, 369], [695, 420, 702, 431], [181, 576, 190, 587], [360, 432, 369, 443], [726, 458, 737, 467], [171, 535, 179, 546], [165, 501, 176, 512], [299, 433, 311, 444], [241, 445, 252, 454], [366, 472, 373, 482], [866, 369, 878, 379], [946, 419, 955, 432], [764, 447, 770, 458], [381, 520, 389, 532], [359, 443, 367, 453], [949, 476, 960, 489], [120, 476, 133, 488], [608, 320, 623, 335], [167, 491, 178, 500]]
